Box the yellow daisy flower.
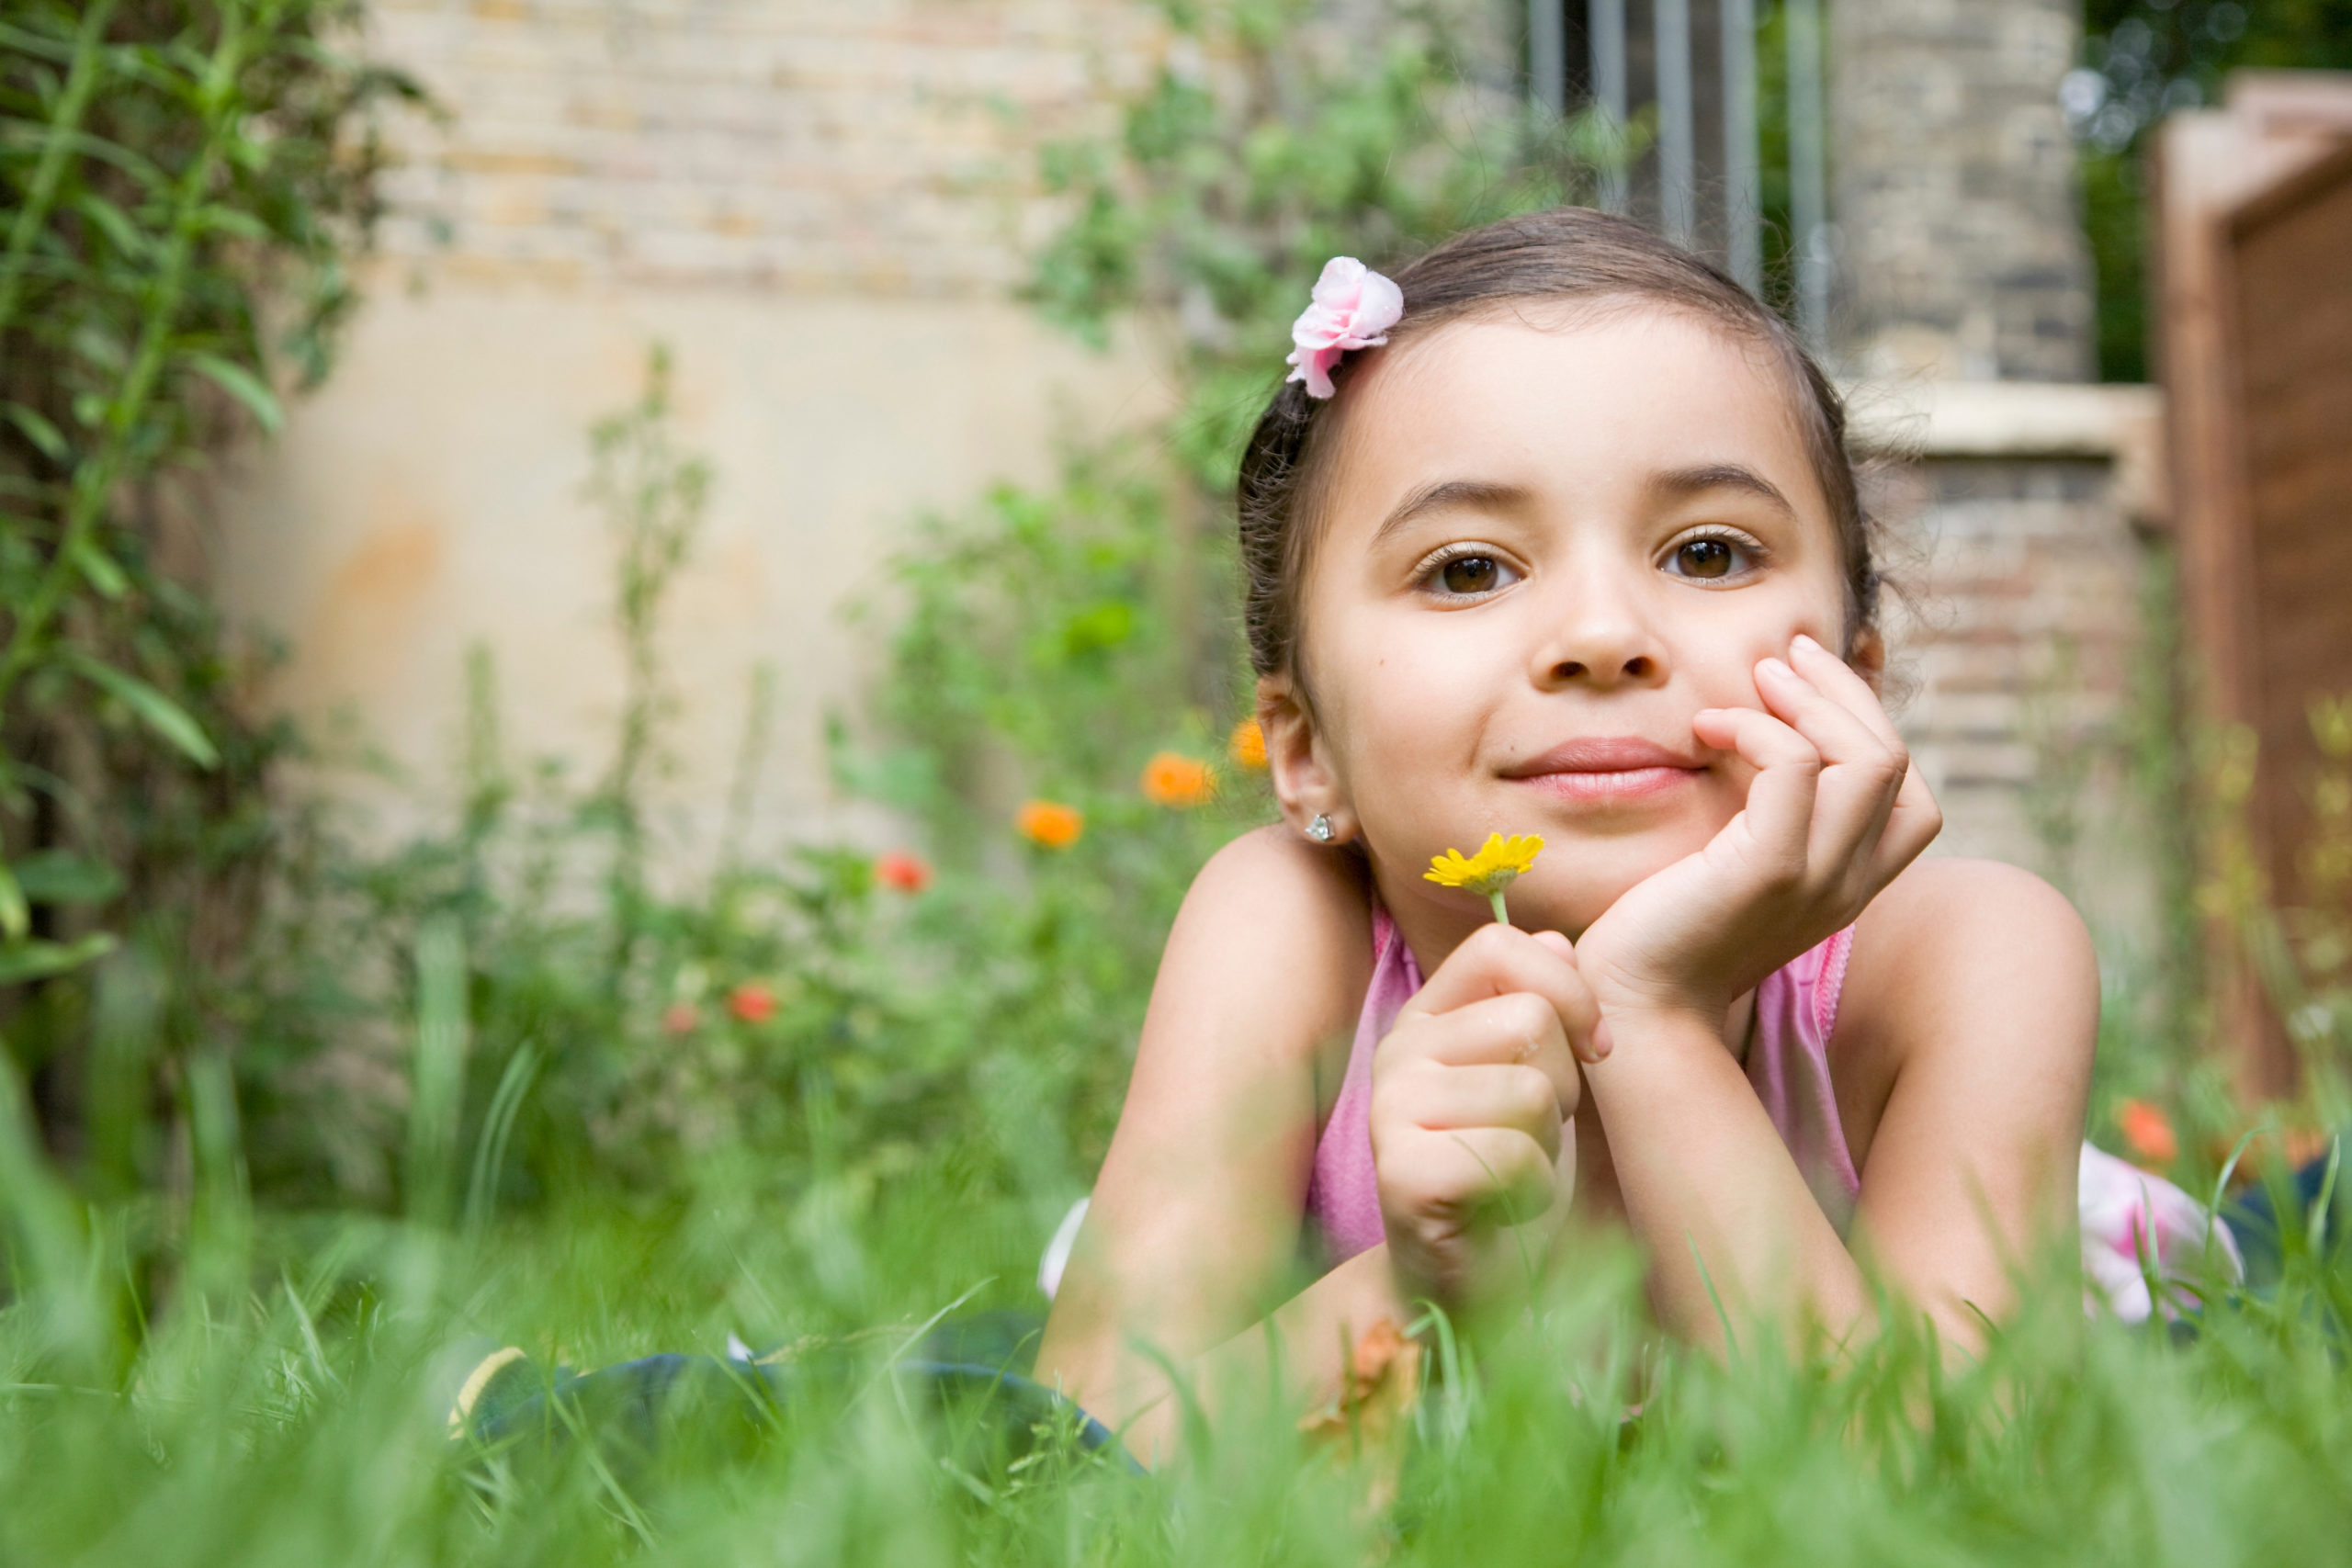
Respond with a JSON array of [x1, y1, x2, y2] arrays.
[[1424, 832, 1544, 925]]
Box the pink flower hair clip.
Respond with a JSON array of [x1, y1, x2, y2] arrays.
[[1285, 256, 1404, 400]]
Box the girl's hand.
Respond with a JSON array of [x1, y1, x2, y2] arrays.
[[1370, 923, 1602, 1308], [1573, 634, 1941, 1023]]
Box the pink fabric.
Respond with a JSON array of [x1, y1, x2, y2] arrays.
[[1302, 904, 1421, 1262], [1303, 910, 1862, 1264]]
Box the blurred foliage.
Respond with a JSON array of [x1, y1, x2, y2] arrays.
[[223, 349, 1006, 1213], [2190, 694, 2352, 1134], [2074, 0, 2352, 381], [1030, 0, 1623, 489], [226, 359, 1266, 1224], [0, 0, 419, 1149]]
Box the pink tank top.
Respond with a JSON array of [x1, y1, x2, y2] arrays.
[[1303, 905, 1862, 1262]]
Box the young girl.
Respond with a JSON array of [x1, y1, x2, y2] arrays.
[[1035, 209, 2104, 1461]]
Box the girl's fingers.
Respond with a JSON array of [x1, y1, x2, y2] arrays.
[[1783, 636, 1941, 891], [1398, 1126, 1558, 1223], [1389, 1063, 1566, 1160], [1401, 922, 1608, 1064], [1690, 703, 1819, 872], [1862, 755, 1944, 884], [1754, 648, 1909, 877], [1381, 995, 1581, 1115], [1788, 633, 1907, 755]]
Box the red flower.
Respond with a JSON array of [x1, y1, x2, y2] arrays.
[[662, 1001, 700, 1036], [728, 983, 777, 1025], [875, 851, 932, 893]]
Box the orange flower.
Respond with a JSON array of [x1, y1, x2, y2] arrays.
[[662, 1001, 700, 1036], [1015, 799, 1084, 850], [2117, 1098, 2177, 1166], [1141, 750, 1215, 808], [874, 851, 932, 893], [728, 982, 778, 1025], [2284, 1125, 2335, 1170], [1228, 717, 1268, 771]]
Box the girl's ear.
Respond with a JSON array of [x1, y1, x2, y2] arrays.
[[1845, 625, 1887, 694], [1257, 674, 1355, 844]]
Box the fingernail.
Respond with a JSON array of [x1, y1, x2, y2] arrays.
[[1792, 633, 1822, 654], [1761, 657, 1792, 680], [1590, 1021, 1614, 1061]]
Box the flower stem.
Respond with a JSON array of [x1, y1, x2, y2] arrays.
[[1489, 889, 1510, 927]]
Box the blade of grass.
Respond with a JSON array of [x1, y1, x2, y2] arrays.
[[0, 1047, 96, 1365], [405, 915, 470, 1230], [462, 1041, 537, 1235]]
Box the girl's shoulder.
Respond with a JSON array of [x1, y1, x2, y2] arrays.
[[1847, 854, 2092, 987], [1162, 826, 1376, 1075], [1829, 856, 2098, 1156]]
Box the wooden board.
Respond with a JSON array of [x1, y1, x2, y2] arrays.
[[2156, 76, 2352, 1099]]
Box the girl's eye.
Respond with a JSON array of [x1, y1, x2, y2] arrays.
[[1439, 555, 1505, 594], [1419, 551, 1521, 598], [1664, 535, 1757, 581]]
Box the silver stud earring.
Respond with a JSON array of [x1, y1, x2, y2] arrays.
[[1306, 814, 1335, 843]]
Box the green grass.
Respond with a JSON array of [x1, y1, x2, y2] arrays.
[[3, 1116, 2349, 1568]]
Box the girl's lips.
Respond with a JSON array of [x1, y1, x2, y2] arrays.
[[1513, 765, 1698, 803], [1500, 737, 1708, 805]]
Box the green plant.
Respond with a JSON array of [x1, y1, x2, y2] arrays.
[[1032, 0, 1618, 491], [582, 344, 711, 957], [2075, 1, 2352, 382], [0, 0, 420, 1149]]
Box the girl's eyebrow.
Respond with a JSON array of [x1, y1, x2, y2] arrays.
[[1370, 479, 1530, 547], [1646, 462, 1797, 519]]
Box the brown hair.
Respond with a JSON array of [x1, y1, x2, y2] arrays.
[[1236, 206, 1877, 680]]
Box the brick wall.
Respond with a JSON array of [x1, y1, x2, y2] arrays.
[[1852, 382, 2171, 959], [1882, 461, 2143, 864], [368, 0, 1167, 293]]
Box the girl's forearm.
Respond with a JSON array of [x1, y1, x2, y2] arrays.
[[1581, 1010, 1869, 1351], [1047, 1244, 1408, 1468]]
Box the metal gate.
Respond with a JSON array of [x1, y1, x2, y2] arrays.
[[1526, 0, 1832, 346]]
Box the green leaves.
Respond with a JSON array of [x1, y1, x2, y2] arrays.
[[12, 850, 124, 906], [0, 931, 117, 986], [1027, 1, 1594, 491], [62, 650, 220, 768], [0, 852, 120, 944], [3, 401, 69, 463], [185, 349, 283, 433]]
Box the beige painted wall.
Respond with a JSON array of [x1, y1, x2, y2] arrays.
[[217, 0, 1177, 856], [221, 282, 1163, 854]]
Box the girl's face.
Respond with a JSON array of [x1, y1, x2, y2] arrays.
[[1270, 308, 1866, 940]]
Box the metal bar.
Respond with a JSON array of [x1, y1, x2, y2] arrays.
[[1786, 0, 1830, 349], [1657, 0, 1696, 245], [1591, 0, 1629, 212], [1530, 0, 1566, 116], [1723, 0, 1761, 292]]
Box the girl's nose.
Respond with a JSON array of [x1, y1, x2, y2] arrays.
[[1528, 580, 1667, 691]]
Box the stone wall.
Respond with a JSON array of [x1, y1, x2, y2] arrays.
[[1828, 0, 2094, 382]]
